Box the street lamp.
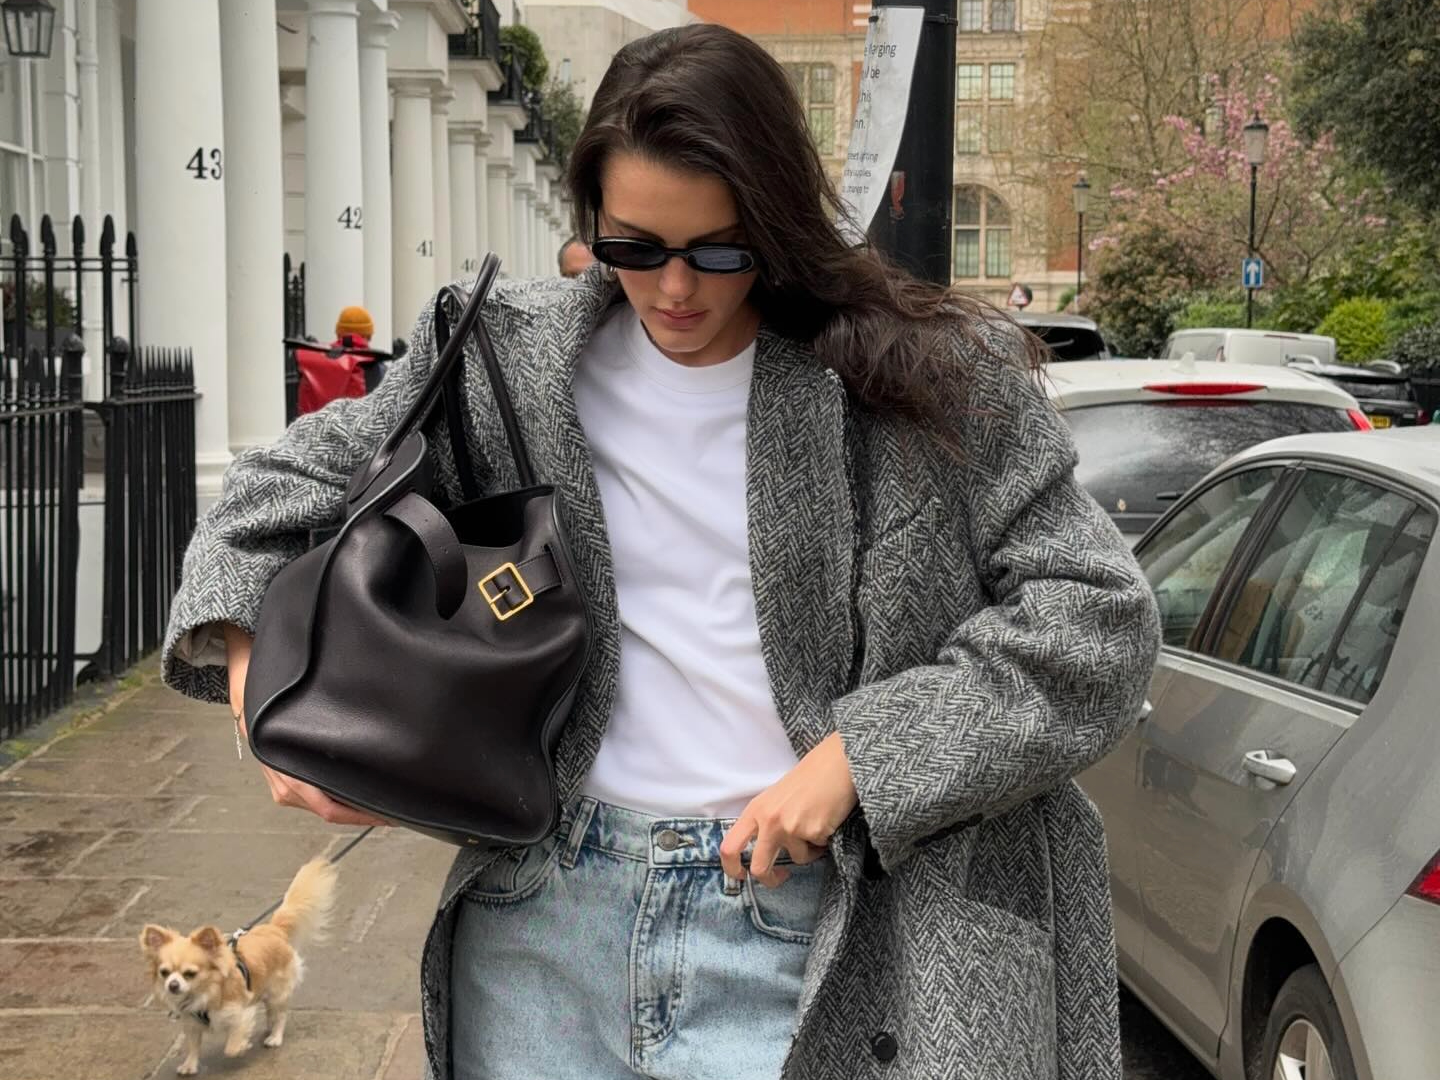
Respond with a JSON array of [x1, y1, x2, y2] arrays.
[[1, 0, 56, 59], [1243, 112, 1269, 328], [1072, 173, 1090, 309]]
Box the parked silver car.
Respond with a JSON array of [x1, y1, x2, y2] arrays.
[[1082, 426, 1440, 1080]]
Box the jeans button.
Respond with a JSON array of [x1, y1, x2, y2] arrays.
[[655, 828, 681, 851]]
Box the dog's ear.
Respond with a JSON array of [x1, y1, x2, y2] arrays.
[[140, 925, 173, 952], [190, 926, 225, 953]]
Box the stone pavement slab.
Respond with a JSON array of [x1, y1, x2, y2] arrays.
[[0, 664, 456, 1080]]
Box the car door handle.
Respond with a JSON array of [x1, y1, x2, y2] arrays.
[[1243, 749, 1296, 785], [1137, 699, 1153, 722]]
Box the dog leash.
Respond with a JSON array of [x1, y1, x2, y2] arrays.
[[227, 825, 376, 947]]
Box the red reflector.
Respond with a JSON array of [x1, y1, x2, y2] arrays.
[[1143, 382, 1265, 396], [1407, 852, 1440, 904], [1348, 409, 1373, 431]]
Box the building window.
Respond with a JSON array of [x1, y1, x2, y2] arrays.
[[988, 63, 1015, 100], [987, 105, 1013, 152], [953, 185, 1012, 279], [955, 106, 982, 154], [785, 62, 837, 156], [959, 0, 983, 32], [956, 64, 983, 101], [991, 0, 1017, 32]]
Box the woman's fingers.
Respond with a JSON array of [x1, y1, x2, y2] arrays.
[[720, 814, 757, 881], [749, 831, 784, 887]]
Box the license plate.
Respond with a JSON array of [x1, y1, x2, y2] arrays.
[[1370, 414, 1392, 428]]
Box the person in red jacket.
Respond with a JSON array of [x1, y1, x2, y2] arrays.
[[295, 306, 374, 415]]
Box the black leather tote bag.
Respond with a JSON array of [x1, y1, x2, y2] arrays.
[[243, 254, 591, 848]]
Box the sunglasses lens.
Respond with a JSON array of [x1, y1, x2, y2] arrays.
[[594, 240, 667, 270], [689, 247, 755, 273]]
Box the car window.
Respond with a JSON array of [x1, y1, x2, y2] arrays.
[[1031, 325, 1108, 361], [1321, 375, 1414, 404], [1139, 467, 1283, 650], [1318, 507, 1434, 704], [1212, 472, 1416, 690], [1064, 402, 1354, 527], [1163, 333, 1223, 362]]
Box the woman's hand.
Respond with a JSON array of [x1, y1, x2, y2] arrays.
[[720, 732, 858, 888], [223, 623, 390, 828]]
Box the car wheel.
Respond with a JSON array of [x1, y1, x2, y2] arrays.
[[1260, 964, 1358, 1080]]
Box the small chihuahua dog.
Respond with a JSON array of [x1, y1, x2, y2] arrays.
[[140, 857, 338, 1075]]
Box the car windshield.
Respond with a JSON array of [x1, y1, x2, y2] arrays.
[[1320, 374, 1413, 403], [1029, 324, 1108, 361], [1063, 401, 1354, 529]]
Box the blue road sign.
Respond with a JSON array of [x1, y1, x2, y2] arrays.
[[1243, 257, 1264, 289]]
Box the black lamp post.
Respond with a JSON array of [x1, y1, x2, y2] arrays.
[[1243, 112, 1270, 328], [1, 0, 56, 59], [1072, 173, 1090, 309]]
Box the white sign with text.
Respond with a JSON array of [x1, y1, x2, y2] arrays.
[[837, 6, 926, 245]]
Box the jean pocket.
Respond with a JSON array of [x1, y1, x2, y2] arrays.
[[460, 834, 561, 905], [745, 860, 827, 945]]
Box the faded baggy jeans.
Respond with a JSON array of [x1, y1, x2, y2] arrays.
[[450, 796, 825, 1079]]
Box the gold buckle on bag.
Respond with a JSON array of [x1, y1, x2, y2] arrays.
[[478, 562, 534, 621]]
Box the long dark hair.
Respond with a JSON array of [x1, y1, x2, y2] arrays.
[[567, 23, 1041, 442]]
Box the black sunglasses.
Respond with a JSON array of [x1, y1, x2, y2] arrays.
[[590, 235, 759, 275]]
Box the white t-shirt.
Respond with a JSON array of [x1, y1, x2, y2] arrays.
[[573, 305, 799, 819]]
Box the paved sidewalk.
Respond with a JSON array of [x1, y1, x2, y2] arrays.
[[0, 664, 457, 1080]]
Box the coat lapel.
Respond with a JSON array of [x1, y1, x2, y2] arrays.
[[505, 270, 625, 801], [746, 329, 856, 756]]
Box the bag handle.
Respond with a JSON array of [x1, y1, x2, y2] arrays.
[[358, 253, 536, 502]]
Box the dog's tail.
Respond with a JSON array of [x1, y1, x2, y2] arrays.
[[267, 857, 338, 947]]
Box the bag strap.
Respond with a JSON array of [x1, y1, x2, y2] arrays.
[[368, 253, 536, 494]]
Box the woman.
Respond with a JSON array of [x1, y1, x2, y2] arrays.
[[162, 24, 1159, 1080]]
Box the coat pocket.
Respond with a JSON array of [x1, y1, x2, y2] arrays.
[[901, 909, 1057, 1080]]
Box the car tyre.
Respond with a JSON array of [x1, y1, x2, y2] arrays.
[[1260, 964, 1358, 1080]]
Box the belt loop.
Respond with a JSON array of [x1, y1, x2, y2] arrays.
[[559, 797, 596, 869]]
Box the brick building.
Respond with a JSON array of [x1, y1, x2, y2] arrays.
[[690, 0, 1079, 310]]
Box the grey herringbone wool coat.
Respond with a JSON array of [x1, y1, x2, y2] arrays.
[[162, 267, 1161, 1080]]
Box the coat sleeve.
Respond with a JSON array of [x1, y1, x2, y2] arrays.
[[833, 331, 1161, 873], [160, 297, 444, 704]]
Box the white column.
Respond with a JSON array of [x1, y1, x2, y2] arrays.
[[521, 185, 538, 279], [302, 0, 365, 341], [391, 82, 436, 340], [449, 128, 479, 279], [219, 0, 286, 452], [473, 134, 490, 259], [98, 0, 128, 340], [135, 0, 230, 492], [42, 0, 80, 219], [431, 89, 454, 288], [358, 11, 399, 348], [77, 0, 103, 396], [486, 162, 512, 271]]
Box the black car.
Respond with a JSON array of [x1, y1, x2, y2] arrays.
[[1288, 359, 1428, 428], [1014, 312, 1112, 361]]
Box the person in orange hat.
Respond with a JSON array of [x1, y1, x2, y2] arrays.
[[296, 306, 375, 415]]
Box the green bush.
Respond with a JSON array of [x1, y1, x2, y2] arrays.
[[1316, 297, 1391, 363], [500, 25, 548, 91], [1385, 320, 1440, 375]]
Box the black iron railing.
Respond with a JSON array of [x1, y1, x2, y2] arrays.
[[0, 209, 196, 738], [0, 338, 84, 738], [5, 212, 138, 378], [449, 0, 501, 62], [80, 339, 198, 683], [488, 49, 526, 106], [283, 253, 306, 424]]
